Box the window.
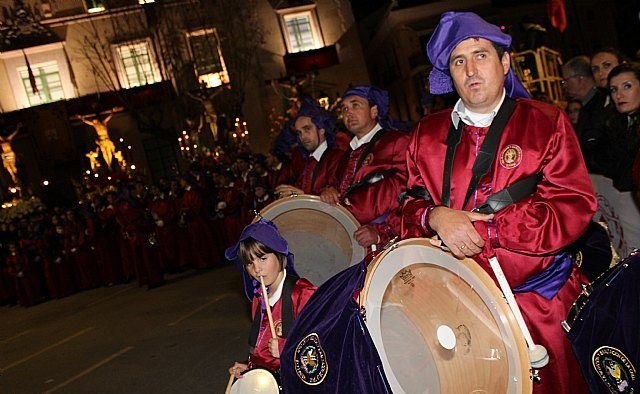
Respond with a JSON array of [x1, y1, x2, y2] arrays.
[[186, 29, 229, 88], [281, 10, 323, 53], [18, 60, 65, 106], [114, 40, 161, 89]]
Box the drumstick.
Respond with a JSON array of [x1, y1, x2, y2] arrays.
[[487, 256, 549, 369], [224, 372, 234, 394], [259, 275, 278, 339]]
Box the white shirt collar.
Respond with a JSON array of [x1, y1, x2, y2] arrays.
[[268, 269, 286, 307], [350, 123, 383, 150], [310, 140, 328, 161], [451, 89, 506, 128]]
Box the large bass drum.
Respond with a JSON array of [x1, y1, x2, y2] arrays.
[[563, 250, 639, 393], [256, 195, 364, 286], [360, 238, 532, 393]]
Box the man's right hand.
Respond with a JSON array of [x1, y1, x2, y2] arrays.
[[319, 186, 340, 205], [428, 206, 493, 259], [228, 362, 249, 379]]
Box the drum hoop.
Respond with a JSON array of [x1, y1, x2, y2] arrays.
[[564, 249, 639, 331], [231, 367, 280, 393], [360, 238, 532, 394], [255, 195, 364, 266]]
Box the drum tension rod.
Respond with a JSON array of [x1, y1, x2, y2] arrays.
[[531, 369, 541, 384]]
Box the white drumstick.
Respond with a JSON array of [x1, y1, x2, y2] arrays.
[[224, 372, 234, 394], [259, 275, 278, 339], [488, 256, 549, 369]]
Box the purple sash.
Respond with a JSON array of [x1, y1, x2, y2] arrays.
[[513, 251, 573, 299]]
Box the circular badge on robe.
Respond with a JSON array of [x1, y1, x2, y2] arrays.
[[592, 346, 636, 393], [499, 144, 522, 169], [294, 332, 328, 385], [362, 153, 374, 166]]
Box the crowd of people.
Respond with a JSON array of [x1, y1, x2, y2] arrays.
[[0, 150, 314, 307], [1, 9, 639, 394]]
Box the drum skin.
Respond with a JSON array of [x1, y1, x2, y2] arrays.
[[256, 195, 364, 286], [230, 368, 280, 393], [360, 238, 532, 394], [566, 251, 639, 393]]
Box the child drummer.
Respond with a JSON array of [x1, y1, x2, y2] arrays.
[[225, 219, 316, 379]]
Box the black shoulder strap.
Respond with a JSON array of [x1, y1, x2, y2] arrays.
[[280, 274, 298, 338], [248, 274, 299, 347], [336, 129, 386, 189], [310, 150, 328, 193], [442, 98, 517, 209], [355, 129, 386, 173]]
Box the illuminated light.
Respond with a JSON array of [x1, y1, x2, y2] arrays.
[[193, 145, 198, 149], [9, 187, 17, 193], [185, 147, 190, 151], [185, 135, 189, 140], [182, 130, 187, 135], [119, 138, 124, 142], [43, 180, 49, 186], [180, 147, 185, 151], [108, 176, 112, 180], [138, 0, 155, 3], [86, 170, 91, 174], [178, 137, 182, 142], [127, 145, 132, 150], [94, 173, 99, 178], [232, 133, 237, 138], [130, 165, 136, 170], [85, 0, 106, 13]]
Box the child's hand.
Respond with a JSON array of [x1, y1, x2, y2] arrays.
[[228, 362, 248, 379], [268, 338, 280, 358]]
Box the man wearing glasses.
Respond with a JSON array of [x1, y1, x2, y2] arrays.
[[561, 55, 608, 172]]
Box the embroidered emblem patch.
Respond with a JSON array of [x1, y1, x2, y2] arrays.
[[362, 153, 374, 166], [499, 144, 522, 169], [592, 346, 636, 393], [294, 333, 328, 385]]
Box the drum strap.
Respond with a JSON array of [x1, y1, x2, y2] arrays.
[[248, 274, 299, 347], [442, 97, 516, 209], [341, 169, 397, 201], [310, 148, 329, 193], [337, 129, 387, 188]]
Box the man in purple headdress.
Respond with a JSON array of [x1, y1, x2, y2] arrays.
[[320, 85, 410, 249], [401, 12, 595, 393], [274, 99, 344, 197]]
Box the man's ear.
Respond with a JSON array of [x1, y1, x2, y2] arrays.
[[502, 51, 511, 76], [370, 105, 379, 120]]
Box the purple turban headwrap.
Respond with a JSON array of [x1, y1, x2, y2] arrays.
[[225, 218, 298, 300], [342, 85, 389, 122], [295, 98, 336, 147], [426, 12, 530, 99]]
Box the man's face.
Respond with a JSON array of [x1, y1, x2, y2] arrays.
[[294, 116, 324, 152], [449, 38, 510, 114], [561, 67, 583, 100], [340, 96, 378, 138]]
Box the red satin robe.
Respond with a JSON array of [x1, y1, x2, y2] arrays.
[[329, 129, 410, 243], [177, 187, 217, 268], [248, 277, 316, 372], [402, 99, 596, 393], [295, 147, 344, 196], [148, 196, 181, 272]]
